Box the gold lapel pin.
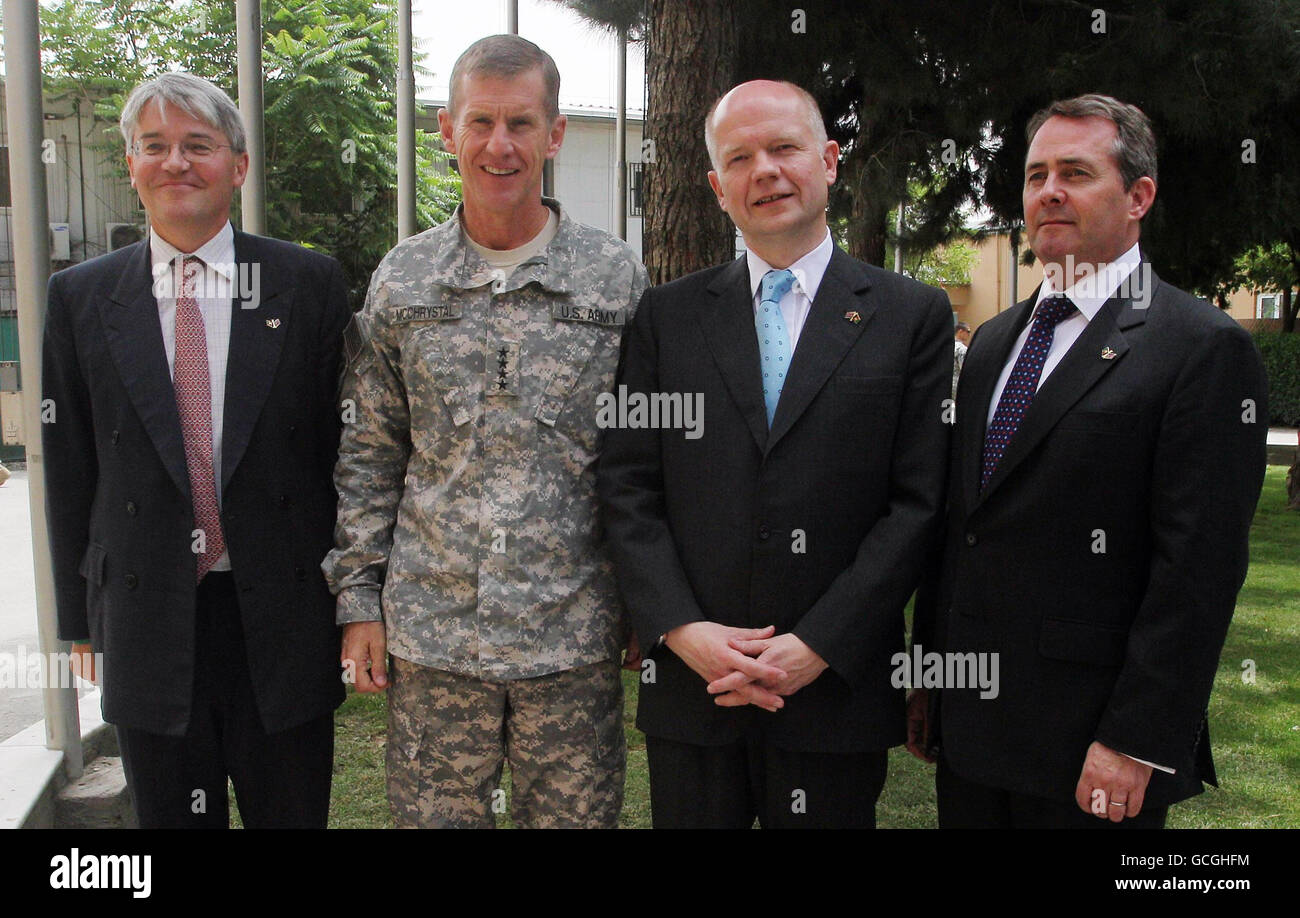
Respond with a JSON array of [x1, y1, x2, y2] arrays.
[[844, 311, 861, 324], [266, 318, 281, 329], [1101, 346, 1116, 360]]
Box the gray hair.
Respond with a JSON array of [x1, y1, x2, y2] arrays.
[[447, 35, 561, 122], [705, 81, 828, 172], [120, 72, 247, 154], [1026, 93, 1157, 189]]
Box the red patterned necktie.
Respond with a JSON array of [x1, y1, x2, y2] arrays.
[[980, 295, 1076, 491], [173, 255, 227, 581]]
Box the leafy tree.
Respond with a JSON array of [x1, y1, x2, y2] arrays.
[[35, 0, 460, 307], [1237, 242, 1300, 333], [563, 0, 1300, 305]]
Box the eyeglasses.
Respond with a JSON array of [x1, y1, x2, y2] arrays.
[[131, 140, 233, 161]]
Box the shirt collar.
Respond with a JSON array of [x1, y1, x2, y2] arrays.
[[747, 229, 834, 303], [1035, 241, 1141, 321], [149, 222, 236, 281], [420, 197, 576, 293]]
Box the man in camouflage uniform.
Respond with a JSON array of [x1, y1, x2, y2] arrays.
[[323, 34, 647, 828]]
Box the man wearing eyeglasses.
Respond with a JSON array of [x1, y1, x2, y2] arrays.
[[42, 72, 350, 827]]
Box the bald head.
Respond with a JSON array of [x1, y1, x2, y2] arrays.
[[705, 80, 828, 171]]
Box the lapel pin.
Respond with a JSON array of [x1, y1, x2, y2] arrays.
[[844, 310, 861, 324], [1101, 346, 1116, 360], [266, 318, 281, 329]]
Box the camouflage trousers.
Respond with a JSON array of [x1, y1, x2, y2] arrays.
[[386, 655, 625, 828]]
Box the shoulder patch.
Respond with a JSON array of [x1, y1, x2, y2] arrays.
[[342, 312, 374, 377]]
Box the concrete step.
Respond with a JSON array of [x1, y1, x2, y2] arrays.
[[54, 756, 136, 829]]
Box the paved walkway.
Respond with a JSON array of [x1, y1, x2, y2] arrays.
[[0, 470, 46, 742]]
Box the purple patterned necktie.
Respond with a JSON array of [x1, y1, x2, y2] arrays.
[[980, 295, 1076, 490]]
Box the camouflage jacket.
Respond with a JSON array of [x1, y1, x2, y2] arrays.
[[323, 200, 648, 679]]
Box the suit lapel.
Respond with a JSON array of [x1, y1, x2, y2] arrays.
[[220, 231, 290, 492], [975, 278, 1148, 504], [100, 241, 192, 500], [766, 249, 873, 452], [699, 257, 769, 452]]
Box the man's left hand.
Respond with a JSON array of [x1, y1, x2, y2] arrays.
[[707, 633, 828, 703], [1074, 741, 1153, 822], [622, 631, 642, 671]]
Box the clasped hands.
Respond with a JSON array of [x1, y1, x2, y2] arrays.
[[664, 622, 828, 712]]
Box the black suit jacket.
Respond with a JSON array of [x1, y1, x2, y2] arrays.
[[597, 248, 952, 754], [913, 268, 1268, 807], [43, 230, 351, 736]]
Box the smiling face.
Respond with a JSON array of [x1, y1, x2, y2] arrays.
[[126, 100, 248, 251], [706, 81, 839, 267], [1023, 115, 1155, 279], [438, 67, 565, 245]]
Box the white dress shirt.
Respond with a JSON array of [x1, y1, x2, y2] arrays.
[[746, 228, 834, 354], [150, 222, 235, 571]]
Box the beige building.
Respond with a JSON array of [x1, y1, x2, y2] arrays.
[[941, 231, 1288, 334]]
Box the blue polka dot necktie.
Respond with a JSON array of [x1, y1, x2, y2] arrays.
[[980, 295, 1076, 491], [756, 268, 797, 427]]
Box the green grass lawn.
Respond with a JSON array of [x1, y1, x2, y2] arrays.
[[316, 466, 1299, 829]]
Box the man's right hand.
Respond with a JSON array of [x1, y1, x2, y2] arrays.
[[69, 642, 97, 684], [664, 622, 786, 712], [904, 687, 935, 762], [342, 621, 388, 692]]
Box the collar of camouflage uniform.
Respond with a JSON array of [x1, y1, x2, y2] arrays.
[[414, 196, 578, 296]]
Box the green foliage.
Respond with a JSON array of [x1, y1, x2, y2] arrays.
[[1237, 242, 1298, 294], [908, 239, 978, 287], [37, 0, 460, 307], [1253, 331, 1300, 427]]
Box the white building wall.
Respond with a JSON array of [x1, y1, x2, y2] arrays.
[[552, 116, 644, 261]]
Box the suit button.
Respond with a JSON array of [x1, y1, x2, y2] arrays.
[[125, 500, 137, 516], [965, 532, 977, 546], [758, 527, 771, 541], [110, 429, 120, 445], [295, 566, 307, 582], [278, 495, 291, 509], [124, 573, 138, 589], [288, 425, 297, 435]]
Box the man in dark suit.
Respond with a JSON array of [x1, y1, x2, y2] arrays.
[[43, 73, 349, 828], [597, 80, 952, 828], [908, 94, 1268, 827]]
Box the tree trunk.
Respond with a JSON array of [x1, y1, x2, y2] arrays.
[[643, 0, 739, 284], [845, 182, 889, 267]]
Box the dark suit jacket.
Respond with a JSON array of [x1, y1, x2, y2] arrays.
[[42, 230, 351, 736], [913, 268, 1268, 807], [597, 248, 953, 754]]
